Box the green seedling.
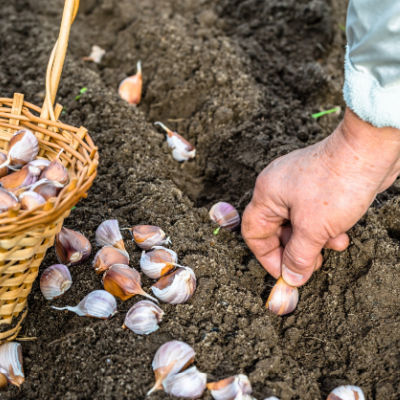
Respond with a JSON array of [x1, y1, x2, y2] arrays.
[[339, 24, 346, 32], [312, 106, 341, 120], [71, 206, 76, 210], [75, 87, 88, 101], [213, 227, 221, 235]]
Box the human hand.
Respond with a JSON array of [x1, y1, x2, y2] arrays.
[[242, 109, 400, 287]]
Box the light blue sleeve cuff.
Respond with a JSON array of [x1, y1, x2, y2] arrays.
[[343, 46, 400, 130]]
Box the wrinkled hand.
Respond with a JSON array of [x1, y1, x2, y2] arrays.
[[242, 109, 400, 286]]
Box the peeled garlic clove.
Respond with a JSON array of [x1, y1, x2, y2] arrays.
[[154, 122, 196, 162], [19, 190, 46, 210], [0, 188, 18, 213], [96, 219, 125, 250], [118, 61, 142, 105], [102, 264, 157, 302], [209, 202, 240, 231], [0, 152, 8, 177], [131, 225, 169, 250], [0, 164, 40, 191], [56, 227, 92, 266], [52, 289, 117, 319], [6, 129, 39, 168], [147, 340, 195, 396], [123, 300, 164, 335], [140, 246, 177, 279], [40, 264, 72, 300], [162, 366, 207, 399], [0, 342, 24, 388], [207, 374, 252, 400], [31, 178, 64, 200], [266, 277, 299, 316], [93, 246, 129, 274], [151, 266, 196, 304], [327, 385, 365, 400], [40, 160, 69, 185]]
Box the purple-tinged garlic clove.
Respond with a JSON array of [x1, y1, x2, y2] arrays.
[[5, 129, 39, 168], [140, 246, 177, 279], [93, 246, 129, 274], [162, 366, 207, 399], [207, 374, 252, 400], [154, 121, 196, 162], [0, 164, 40, 191], [102, 264, 157, 302], [209, 202, 240, 231], [131, 225, 170, 250], [0, 152, 8, 177], [40, 160, 69, 185], [30, 178, 64, 200], [118, 61, 142, 105], [55, 227, 92, 266], [51, 289, 117, 319], [40, 264, 72, 300], [151, 266, 196, 304], [27, 158, 51, 174], [0, 188, 18, 213], [327, 385, 365, 400], [122, 300, 164, 335], [147, 340, 196, 396], [96, 219, 125, 250], [266, 277, 299, 316], [0, 342, 24, 388], [19, 190, 46, 211]]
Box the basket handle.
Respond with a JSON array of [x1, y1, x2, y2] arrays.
[[40, 0, 80, 122]]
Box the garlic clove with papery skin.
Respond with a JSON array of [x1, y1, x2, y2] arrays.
[[140, 246, 177, 279], [19, 190, 46, 211], [209, 202, 240, 231], [0, 164, 40, 191], [96, 219, 125, 250], [56, 227, 92, 266], [51, 289, 117, 319], [147, 340, 196, 396], [327, 385, 365, 400], [234, 395, 257, 400], [93, 246, 129, 274], [40, 264, 72, 300], [27, 158, 51, 174], [266, 277, 299, 316], [207, 374, 252, 400], [123, 300, 164, 335], [118, 61, 142, 105], [0, 342, 24, 388], [40, 160, 69, 185], [162, 366, 207, 399], [0, 152, 8, 177], [3, 129, 39, 169], [30, 178, 64, 200], [131, 225, 170, 250], [0, 188, 18, 213], [263, 397, 280, 400], [151, 266, 196, 304]]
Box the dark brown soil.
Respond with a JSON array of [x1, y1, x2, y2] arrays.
[[1, 0, 399, 399]]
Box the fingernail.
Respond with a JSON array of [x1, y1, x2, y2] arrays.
[[282, 264, 303, 286]]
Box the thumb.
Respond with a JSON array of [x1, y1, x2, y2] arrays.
[[281, 228, 325, 287]]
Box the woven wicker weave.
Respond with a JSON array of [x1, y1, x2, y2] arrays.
[[0, 0, 98, 343]]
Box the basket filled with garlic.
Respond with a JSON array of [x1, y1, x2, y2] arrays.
[[0, 0, 98, 343]]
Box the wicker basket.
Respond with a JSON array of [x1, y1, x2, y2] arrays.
[[0, 0, 98, 343]]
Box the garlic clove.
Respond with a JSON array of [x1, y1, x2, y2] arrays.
[[30, 178, 64, 200], [327, 385, 365, 400], [162, 366, 207, 399], [52, 289, 117, 319], [102, 264, 158, 302], [122, 300, 164, 335], [6, 129, 39, 168], [263, 397, 280, 400], [27, 158, 51, 174], [118, 61, 142, 105], [151, 266, 196, 304], [266, 277, 299, 316], [131, 225, 170, 250], [55, 227, 92, 266], [154, 122, 196, 162], [93, 246, 129, 274], [83, 45, 106, 64], [140, 246, 177, 279], [19, 190, 46, 211], [147, 340, 196, 396], [40, 264, 72, 300], [0, 188, 18, 213], [207, 374, 252, 400], [234, 395, 257, 400], [40, 160, 69, 185], [209, 202, 240, 231], [96, 219, 125, 250], [0, 152, 8, 177], [0, 342, 24, 388], [0, 164, 40, 191]]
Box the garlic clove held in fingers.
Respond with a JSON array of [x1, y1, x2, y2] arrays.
[[147, 340, 195, 396], [0, 188, 18, 213], [266, 277, 299, 316], [5, 129, 39, 168], [52, 289, 117, 319], [140, 246, 177, 279], [131, 225, 170, 250], [123, 300, 164, 335], [19, 191, 46, 211], [40, 159, 69, 185], [55, 227, 92, 266], [154, 122, 196, 162], [327, 385, 365, 400], [93, 246, 129, 274], [102, 264, 157, 302], [151, 266, 196, 304], [96, 219, 125, 250], [40, 264, 72, 300], [163, 366, 207, 399], [0, 342, 24, 388], [118, 61, 142, 105], [207, 374, 252, 400], [209, 202, 240, 231]]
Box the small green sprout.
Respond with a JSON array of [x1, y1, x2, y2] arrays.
[[312, 106, 341, 120], [213, 227, 221, 235], [75, 87, 88, 101], [338, 24, 346, 32], [71, 206, 76, 210]]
